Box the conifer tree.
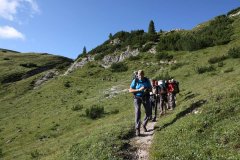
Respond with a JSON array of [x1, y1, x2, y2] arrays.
[[109, 33, 113, 40], [82, 46, 87, 55], [148, 20, 156, 34]]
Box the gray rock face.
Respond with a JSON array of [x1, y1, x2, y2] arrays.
[[101, 47, 139, 68], [64, 47, 140, 73], [64, 55, 94, 75], [34, 70, 59, 89]]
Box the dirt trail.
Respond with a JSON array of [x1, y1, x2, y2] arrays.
[[129, 121, 156, 160]]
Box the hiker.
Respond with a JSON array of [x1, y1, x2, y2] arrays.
[[129, 70, 152, 136], [167, 79, 179, 110], [150, 79, 159, 122], [158, 80, 168, 115]]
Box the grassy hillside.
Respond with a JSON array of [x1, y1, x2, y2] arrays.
[[0, 12, 240, 160]]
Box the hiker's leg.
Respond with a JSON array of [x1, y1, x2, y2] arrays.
[[154, 95, 158, 119], [134, 98, 142, 129], [168, 93, 174, 110], [172, 93, 176, 109], [142, 97, 151, 127], [159, 95, 164, 115]]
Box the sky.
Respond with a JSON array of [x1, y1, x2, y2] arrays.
[[0, 0, 240, 59]]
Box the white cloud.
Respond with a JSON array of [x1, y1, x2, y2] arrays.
[[0, 0, 40, 21], [0, 25, 25, 40]]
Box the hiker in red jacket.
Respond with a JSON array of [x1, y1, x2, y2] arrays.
[[167, 79, 175, 110]]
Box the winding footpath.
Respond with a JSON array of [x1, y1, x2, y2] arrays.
[[129, 121, 156, 160]]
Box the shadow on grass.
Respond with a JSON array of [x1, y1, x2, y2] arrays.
[[158, 99, 207, 131]]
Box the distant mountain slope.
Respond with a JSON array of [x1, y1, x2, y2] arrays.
[[0, 50, 73, 84]]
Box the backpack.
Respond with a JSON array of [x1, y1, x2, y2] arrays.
[[159, 84, 167, 94], [173, 81, 180, 94]]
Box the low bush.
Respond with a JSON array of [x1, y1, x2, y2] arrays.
[[140, 42, 155, 52], [228, 47, 240, 58], [224, 67, 234, 73], [195, 65, 215, 74], [3, 57, 10, 60], [154, 71, 172, 80], [71, 104, 83, 111], [171, 62, 186, 70], [208, 55, 228, 64], [155, 52, 173, 61], [110, 62, 128, 72], [218, 62, 224, 67], [64, 81, 71, 88], [20, 63, 37, 68], [0, 148, 3, 158], [94, 53, 105, 61], [30, 150, 41, 159], [85, 105, 104, 119], [128, 55, 141, 61]]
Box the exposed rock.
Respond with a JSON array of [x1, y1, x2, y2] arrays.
[[229, 11, 240, 17], [103, 85, 128, 99], [148, 46, 156, 54], [33, 70, 59, 89], [64, 55, 94, 75], [102, 47, 139, 68], [110, 38, 121, 45]]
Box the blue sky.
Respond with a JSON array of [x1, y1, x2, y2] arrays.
[[0, 0, 240, 59]]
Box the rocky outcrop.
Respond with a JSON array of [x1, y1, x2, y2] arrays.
[[101, 47, 139, 68], [64, 55, 94, 75], [33, 70, 59, 89], [229, 11, 240, 17], [64, 47, 140, 74]]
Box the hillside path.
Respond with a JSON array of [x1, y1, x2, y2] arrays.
[[129, 121, 156, 160]]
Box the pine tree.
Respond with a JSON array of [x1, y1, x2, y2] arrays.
[[82, 46, 87, 55], [109, 33, 113, 40], [148, 20, 156, 34], [76, 46, 87, 59]]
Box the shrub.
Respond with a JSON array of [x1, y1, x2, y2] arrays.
[[1, 72, 24, 84], [94, 53, 105, 61], [20, 63, 37, 68], [71, 104, 83, 111], [85, 105, 104, 119], [128, 55, 141, 61], [218, 62, 224, 67], [0, 148, 2, 158], [208, 55, 228, 64], [154, 71, 172, 80], [30, 150, 41, 159], [140, 42, 155, 52], [76, 89, 83, 94], [110, 62, 128, 72], [224, 67, 234, 73], [110, 109, 119, 114], [195, 65, 215, 74], [64, 81, 71, 88], [171, 62, 186, 70], [228, 47, 240, 58], [3, 57, 10, 60], [155, 52, 173, 61]]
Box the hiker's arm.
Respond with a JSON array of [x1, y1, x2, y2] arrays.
[[129, 87, 144, 93]]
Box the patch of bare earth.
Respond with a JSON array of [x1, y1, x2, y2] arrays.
[[129, 121, 156, 160]]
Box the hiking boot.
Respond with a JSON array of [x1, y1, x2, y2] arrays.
[[152, 117, 156, 122], [136, 129, 140, 136], [143, 125, 148, 132]]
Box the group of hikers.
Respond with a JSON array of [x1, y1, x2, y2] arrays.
[[129, 70, 180, 136]]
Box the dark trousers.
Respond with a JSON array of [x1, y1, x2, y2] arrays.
[[134, 96, 151, 129]]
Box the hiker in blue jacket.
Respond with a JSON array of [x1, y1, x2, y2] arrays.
[[129, 70, 152, 136]]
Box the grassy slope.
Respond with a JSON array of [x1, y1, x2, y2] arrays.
[[150, 16, 240, 159], [0, 17, 240, 160]]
